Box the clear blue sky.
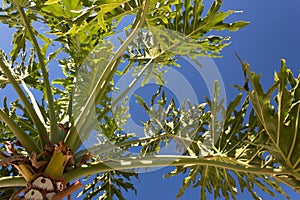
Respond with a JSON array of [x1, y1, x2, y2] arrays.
[[0, 0, 300, 199]]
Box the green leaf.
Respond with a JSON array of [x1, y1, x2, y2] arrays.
[[245, 59, 300, 192], [44, 0, 61, 6], [150, 0, 249, 56], [78, 171, 138, 200], [10, 29, 26, 62]]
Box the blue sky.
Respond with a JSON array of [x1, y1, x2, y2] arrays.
[[0, 0, 300, 199]]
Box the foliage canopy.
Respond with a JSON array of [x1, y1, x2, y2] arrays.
[[0, 0, 299, 199]]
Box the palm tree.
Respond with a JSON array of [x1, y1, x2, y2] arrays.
[[0, 0, 299, 199]]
